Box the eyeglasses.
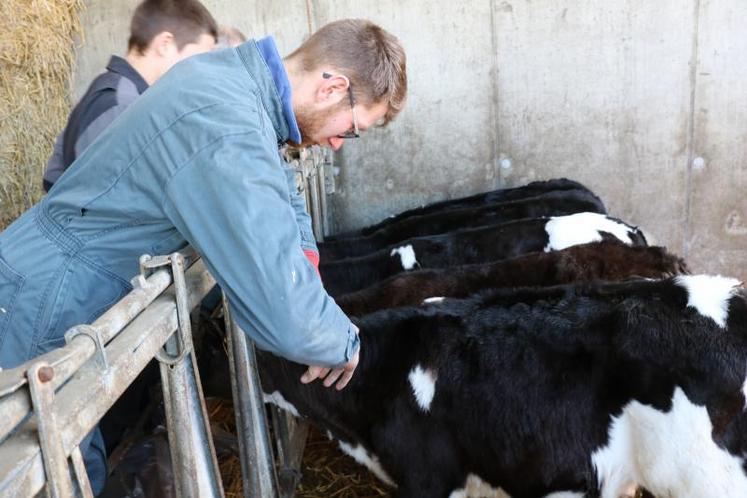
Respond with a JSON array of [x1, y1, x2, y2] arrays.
[[323, 72, 360, 139]]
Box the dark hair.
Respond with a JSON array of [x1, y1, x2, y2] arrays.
[[128, 0, 218, 55], [286, 19, 407, 124]]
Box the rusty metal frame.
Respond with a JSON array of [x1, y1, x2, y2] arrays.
[[154, 252, 223, 498], [142, 252, 194, 365], [26, 361, 75, 498], [0, 250, 220, 497], [64, 325, 109, 371]]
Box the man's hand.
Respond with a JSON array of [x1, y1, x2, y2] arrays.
[[300, 348, 360, 391]]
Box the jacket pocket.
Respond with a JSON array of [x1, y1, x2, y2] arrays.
[[40, 258, 131, 351], [0, 255, 25, 346]]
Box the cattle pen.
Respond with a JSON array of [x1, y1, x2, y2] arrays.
[[2, 1, 747, 497]]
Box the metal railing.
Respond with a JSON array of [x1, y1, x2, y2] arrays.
[[0, 248, 219, 496], [286, 145, 333, 241], [0, 147, 332, 497]]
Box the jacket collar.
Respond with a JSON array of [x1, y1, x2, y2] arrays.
[[235, 39, 300, 144], [106, 56, 149, 94]]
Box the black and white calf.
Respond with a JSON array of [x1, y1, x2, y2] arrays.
[[259, 275, 747, 498], [327, 178, 603, 241], [319, 189, 607, 260], [320, 212, 648, 297], [335, 241, 687, 316]]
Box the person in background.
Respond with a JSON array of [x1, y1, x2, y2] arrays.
[[42, 0, 218, 192]]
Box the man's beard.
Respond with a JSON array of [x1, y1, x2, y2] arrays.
[[290, 103, 341, 148]]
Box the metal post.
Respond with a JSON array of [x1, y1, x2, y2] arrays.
[[223, 295, 280, 498], [70, 446, 94, 498], [306, 153, 324, 241], [159, 347, 224, 497], [271, 407, 309, 498], [317, 150, 330, 241], [26, 362, 75, 498], [155, 253, 224, 498]]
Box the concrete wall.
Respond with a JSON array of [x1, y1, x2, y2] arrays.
[[72, 0, 747, 280]]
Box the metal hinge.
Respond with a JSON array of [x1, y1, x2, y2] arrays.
[[138, 252, 194, 365]]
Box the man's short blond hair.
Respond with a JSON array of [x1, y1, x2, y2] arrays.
[[287, 19, 407, 124]]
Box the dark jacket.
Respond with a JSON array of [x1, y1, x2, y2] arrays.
[[43, 56, 149, 191]]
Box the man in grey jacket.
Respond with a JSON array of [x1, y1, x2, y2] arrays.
[[0, 18, 407, 493], [43, 0, 218, 191]]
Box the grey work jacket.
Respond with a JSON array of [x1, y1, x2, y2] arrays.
[[0, 41, 359, 369]]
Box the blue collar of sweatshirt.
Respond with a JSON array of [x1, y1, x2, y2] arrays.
[[256, 37, 302, 144]]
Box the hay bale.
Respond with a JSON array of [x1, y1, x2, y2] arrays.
[[0, 0, 84, 228]]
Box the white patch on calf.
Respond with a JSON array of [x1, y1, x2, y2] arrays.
[[675, 274, 741, 328], [262, 391, 300, 418], [390, 245, 419, 270], [591, 408, 636, 497], [592, 387, 747, 498], [408, 364, 437, 412], [448, 474, 511, 498], [338, 440, 395, 486], [423, 296, 445, 304], [544, 212, 634, 252]]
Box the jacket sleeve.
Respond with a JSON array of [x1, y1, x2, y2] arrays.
[[161, 131, 358, 367], [281, 158, 319, 253]]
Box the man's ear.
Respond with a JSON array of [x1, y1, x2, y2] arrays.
[[149, 31, 177, 58], [315, 74, 349, 105]]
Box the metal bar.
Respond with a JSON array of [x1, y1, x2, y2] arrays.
[[155, 253, 196, 365], [307, 161, 324, 242], [159, 346, 224, 498], [26, 362, 74, 498], [0, 257, 217, 496], [69, 446, 94, 498], [271, 407, 308, 498], [158, 252, 223, 498], [0, 268, 174, 443], [223, 297, 279, 498], [0, 247, 199, 398], [317, 154, 329, 241]]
